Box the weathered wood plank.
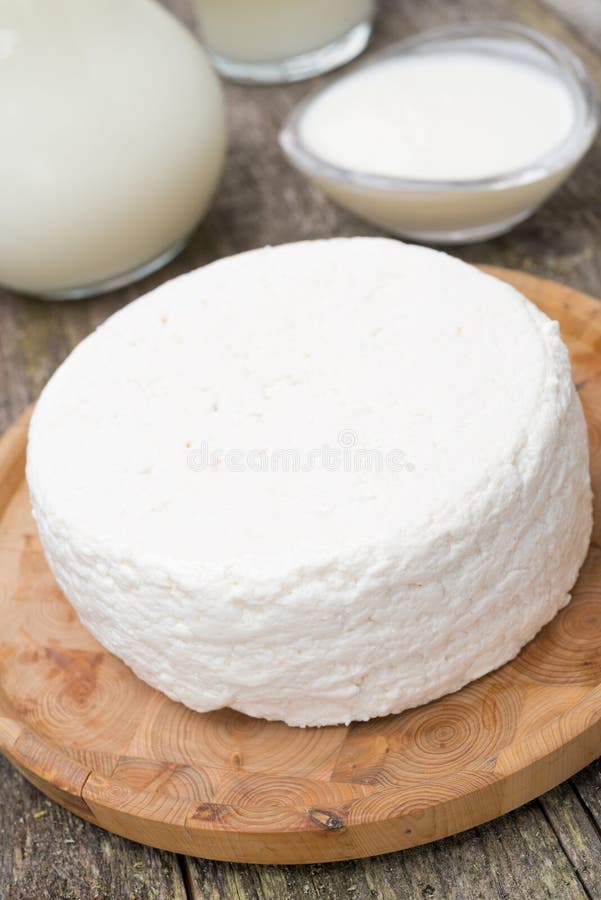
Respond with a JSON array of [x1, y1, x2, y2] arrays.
[[572, 759, 601, 842], [0, 756, 187, 900], [540, 780, 601, 898], [542, 0, 601, 52]]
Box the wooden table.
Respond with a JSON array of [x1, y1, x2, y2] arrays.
[[1, 1, 601, 897]]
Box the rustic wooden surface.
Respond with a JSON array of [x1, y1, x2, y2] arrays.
[[1, 0, 601, 896], [2, 268, 601, 874]]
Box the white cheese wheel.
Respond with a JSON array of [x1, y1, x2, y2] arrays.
[[27, 238, 592, 726]]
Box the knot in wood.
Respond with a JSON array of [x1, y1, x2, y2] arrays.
[[308, 808, 346, 831]]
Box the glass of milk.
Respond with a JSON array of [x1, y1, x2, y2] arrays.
[[193, 0, 375, 84], [0, 0, 227, 299], [280, 23, 599, 244]]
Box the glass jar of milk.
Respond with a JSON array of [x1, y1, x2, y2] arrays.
[[194, 0, 375, 84], [0, 0, 226, 299]]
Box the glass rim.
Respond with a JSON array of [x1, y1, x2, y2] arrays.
[[279, 20, 600, 194]]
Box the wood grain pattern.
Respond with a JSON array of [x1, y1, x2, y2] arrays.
[[0, 268, 600, 865]]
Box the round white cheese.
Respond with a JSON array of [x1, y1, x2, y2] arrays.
[[27, 238, 592, 727]]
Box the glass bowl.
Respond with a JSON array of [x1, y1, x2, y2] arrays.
[[280, 22, 599, 244]]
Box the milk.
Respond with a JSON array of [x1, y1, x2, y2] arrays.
[[299, 51, 575, 181], [194, 0, 374, 81], [283, 35, 590, 242], [0, 0, 226, 298]]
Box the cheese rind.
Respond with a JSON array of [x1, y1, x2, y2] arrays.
[[27, 238, 592, 726]]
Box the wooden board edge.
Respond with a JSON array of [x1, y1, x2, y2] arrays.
[[480, 265, 601, 312], [0, 406, 32, 516], [60, 707, 601, 863], [1, 726, 96, 822]]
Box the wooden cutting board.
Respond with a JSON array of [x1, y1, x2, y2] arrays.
[[1, 267, 601, 865]]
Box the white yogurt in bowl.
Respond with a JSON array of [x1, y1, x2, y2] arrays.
[[280, 23, 598, 244]]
